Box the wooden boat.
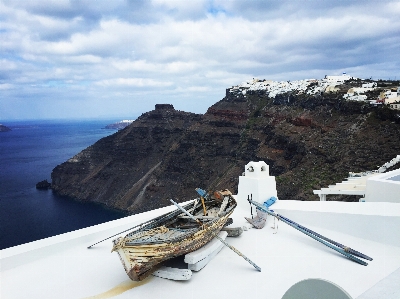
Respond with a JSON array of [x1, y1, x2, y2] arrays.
[[112, 189, 236, 281]]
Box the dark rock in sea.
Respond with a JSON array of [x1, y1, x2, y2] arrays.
[[36, 179, 51, 190], [0, 124, 11, 132], [51, 91, 400, 214]]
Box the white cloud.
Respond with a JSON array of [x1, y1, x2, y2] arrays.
[[0, 0, 399, 120], [0, 83, 14, 90], [61, 55, 103, 64], [96, 78, 173, 87]]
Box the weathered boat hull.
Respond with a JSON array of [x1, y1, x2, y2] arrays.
[[112, 190, 236, 281], [113, 211, 233, 281]]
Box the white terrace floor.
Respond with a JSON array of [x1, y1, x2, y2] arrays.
[[1, 199, 400, 299]]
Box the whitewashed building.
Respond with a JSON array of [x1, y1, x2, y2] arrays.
[[380, 89, 400, 105], [344, 94, 368, 101], [362, 82, 377, 89], [324, 73, 353, 85]]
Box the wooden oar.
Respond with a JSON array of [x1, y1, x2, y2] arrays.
[[249, 199, 370, 266], [170, 199, 261, 272]]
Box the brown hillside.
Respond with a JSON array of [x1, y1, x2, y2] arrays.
[[51, 89, 400, 213]]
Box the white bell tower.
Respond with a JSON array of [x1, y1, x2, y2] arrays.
[[237, 161, 278, 211]]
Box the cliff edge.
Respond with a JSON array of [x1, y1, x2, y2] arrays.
[[51, 87, 400, 213]]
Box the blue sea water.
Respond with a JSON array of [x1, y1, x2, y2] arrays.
[[0, 119, 128, 250]]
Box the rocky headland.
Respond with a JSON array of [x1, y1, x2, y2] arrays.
[[51, 79, 400, 214], [0, 124, 11, 132]]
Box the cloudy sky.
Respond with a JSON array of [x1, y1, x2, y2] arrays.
[[1, 0, 399, 120]]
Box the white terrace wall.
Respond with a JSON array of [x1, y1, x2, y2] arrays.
[[365, 169, 400, 203]]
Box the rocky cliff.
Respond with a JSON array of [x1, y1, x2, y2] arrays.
[[51, 90, 400, 213]]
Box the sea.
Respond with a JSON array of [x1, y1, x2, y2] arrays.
[[0, 119, 129, 250]]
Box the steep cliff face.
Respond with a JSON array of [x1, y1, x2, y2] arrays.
[[52, 104, 201, 212], [51, 92, 400, 213]]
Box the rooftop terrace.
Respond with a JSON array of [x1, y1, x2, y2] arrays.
[[1, 162, 399, 299]]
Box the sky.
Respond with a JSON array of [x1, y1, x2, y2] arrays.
[[1, 0, 400, 120]]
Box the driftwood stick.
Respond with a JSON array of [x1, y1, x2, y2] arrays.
[[87, 219, 155, 249], [170, 199, 261, 272], [87, 201, 194, 249], [200, 196, 207, 216]]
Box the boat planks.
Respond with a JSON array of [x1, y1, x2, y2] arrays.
[[112, 190, 236, 281]]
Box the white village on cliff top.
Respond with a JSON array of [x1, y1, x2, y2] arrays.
[[228, 73, 400, 109]]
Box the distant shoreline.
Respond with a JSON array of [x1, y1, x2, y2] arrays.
[[104, 120, 135, 130], [0, 124, 11, 132], [0, 119, 125, 249]]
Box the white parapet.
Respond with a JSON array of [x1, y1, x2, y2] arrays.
[[237, 161, 278, 211], [314, 162, 400, 202], [365, 168, 400, 203]]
